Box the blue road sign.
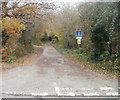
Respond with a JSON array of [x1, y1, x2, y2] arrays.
[[76, 30, 82, 37]]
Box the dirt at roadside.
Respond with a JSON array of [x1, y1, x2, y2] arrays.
[[1, 45, 44, 71]]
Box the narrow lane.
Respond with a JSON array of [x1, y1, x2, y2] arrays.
[[1, 44, 118, 98]]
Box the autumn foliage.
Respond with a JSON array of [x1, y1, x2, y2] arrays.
[[13, 5, 39, 20], [1, 17, 25, 38]]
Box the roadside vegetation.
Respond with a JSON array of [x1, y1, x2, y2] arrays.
[[0, 0, 56, 63], [54, 46, 118, 77], [0, 1, 119, 76], [51, 2, 119, 77]]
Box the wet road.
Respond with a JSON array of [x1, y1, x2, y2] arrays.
[[1, 45, 118, 98]]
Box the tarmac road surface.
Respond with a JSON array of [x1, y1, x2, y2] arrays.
[[1, 44, 119, 98]]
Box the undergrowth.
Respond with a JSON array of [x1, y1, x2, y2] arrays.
[[54, 44, 119, 77]]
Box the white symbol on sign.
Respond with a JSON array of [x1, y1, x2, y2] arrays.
[[76, 37, 82, 39]]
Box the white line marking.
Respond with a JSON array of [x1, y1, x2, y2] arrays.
[[60, 87, 72, 91], [54, 86, 61, 96], [30, 92, 48, 96], [54, 82, 62, 96], [80, 88, 94, 90], [100, 87, 114, 90], [4, 92, 48, 96], [68, 92, 75, 96], [53, 82, 75, 96], [106, 92, 118, 96], [82, 92, 100, 96]]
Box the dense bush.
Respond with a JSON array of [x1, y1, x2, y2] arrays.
[[90, 23, 109, 61], [89, 2, 118, 65], [14, 43, 34, 58], [1, 17, 25, 47]]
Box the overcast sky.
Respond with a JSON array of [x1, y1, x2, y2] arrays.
[[53, 0, 119, 2], [5, 0, 120, 3], [6, 0, 119, 8]]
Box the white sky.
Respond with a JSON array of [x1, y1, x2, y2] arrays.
[[6, 0, 120, 3], [52, 0, 119, 3], [6, 0, 119, 8]]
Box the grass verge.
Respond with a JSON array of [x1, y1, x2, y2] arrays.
[[53, 44, 118, 78]]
